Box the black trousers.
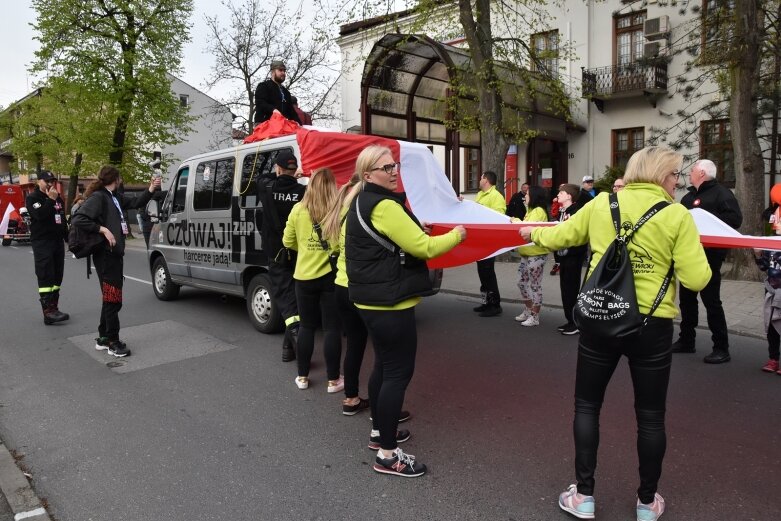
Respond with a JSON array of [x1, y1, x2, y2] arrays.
[[359, 307, 417, 450], [476, 257, 500, 302], [32, 239, 64, 291], [295, 273, 341, 380], [92, 249, 124, 342], [268, 260, 298, 323], [768, 321, 780, 360], [573, 317, 673, 504], [335, 284, 368, 398], [678, 255, 729, 350], [559, 254, 585, 324]]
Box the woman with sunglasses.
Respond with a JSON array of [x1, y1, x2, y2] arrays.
[[345, 145, 465, 478], [520, 146, 710, 521]]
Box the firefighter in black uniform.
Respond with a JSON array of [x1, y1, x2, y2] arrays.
[[258, 151, 306, 362], [26, 170, 69, 324]]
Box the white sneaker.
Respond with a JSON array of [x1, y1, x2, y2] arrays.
[[520, 314, 539, 327], [327, 376, 344, 394], [294, 376, 309, 390], [515, 310, 531, 322]]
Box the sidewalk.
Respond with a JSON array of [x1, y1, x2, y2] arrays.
[[439, 255, 766, 340]]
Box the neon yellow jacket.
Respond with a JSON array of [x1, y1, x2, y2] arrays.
[[356, 199, 462, 311], [282, 202, 336, 281], [518, 206, 551, 257], [476, 185, 506, 214], [530, 183, 711, 318]]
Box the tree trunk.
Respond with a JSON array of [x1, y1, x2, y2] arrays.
[[727, 0, 765, 281], [67, 152, 82, 210]]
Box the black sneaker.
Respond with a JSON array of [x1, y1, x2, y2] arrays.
[[560, 323, 579, 335], [368, 429, 410, 450], [371, 410, 411, 424], [343, 398, 370, 416], [373, 448, 426, 478], [556, 323, 570, 332], [478, 305, 502, 317], [472, 303, 488, 312], [671, 339, 696, 353], [95, 337, 110, 351], [107, 340, 131, 358]]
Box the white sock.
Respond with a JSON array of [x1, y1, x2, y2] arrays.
[[370, 429, 380, 437]]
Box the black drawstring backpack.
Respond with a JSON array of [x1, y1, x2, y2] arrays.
[[573, 193, 674, 338]]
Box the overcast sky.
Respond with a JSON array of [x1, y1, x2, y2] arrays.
[[1, 1, 244, 108]]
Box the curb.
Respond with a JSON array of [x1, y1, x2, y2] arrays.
[[0, 442, 51, 521], [439, 288, 765, 341]]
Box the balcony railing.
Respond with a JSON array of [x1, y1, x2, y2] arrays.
[[581, 62, 668, 101]]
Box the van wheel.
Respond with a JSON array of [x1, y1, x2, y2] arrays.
[[152, 257, 180, 300], [246, 273, 283, 333], [1, 238, 10, 246]]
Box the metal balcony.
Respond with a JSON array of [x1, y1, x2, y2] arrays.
[[581, 62, 668, 112]]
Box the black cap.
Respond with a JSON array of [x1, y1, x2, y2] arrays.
[[38, 170, 56, 181], [274, 151, 298, 170]]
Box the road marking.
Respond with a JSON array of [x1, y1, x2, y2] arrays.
[[15, 507, 47, 520], [125, 275, 152, 285]]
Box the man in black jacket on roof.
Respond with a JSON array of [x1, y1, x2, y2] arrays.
[[673, 159, 742, 364], [254, 61, 301, 126]]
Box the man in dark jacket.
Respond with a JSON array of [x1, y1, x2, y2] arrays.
[[254, 61, 301, 126], [257, 150, 306, 361], [506, 182, 528, 220], [27, 171, 69, 324], [673, 159, 743, 364]]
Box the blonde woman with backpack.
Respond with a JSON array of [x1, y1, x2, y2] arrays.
[[520, 146, 711, 521]]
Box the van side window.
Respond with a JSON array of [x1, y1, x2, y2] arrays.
[[171, 168, 189, 214], [239, 148, 289, 208], [194, 157, 235, 211]]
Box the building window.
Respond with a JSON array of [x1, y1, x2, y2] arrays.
[[615, 11, 646, 66], [465, 148, 481, 191], [531, 30, 559, 78], [700, 119, 734, 186], [179, 94, 189, 107], [701, 0, 735, 61], [612, 127, 644, 169]]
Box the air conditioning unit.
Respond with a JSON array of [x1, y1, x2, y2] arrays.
[[644, 40, 668, 59], [644, 15, 670, 41]]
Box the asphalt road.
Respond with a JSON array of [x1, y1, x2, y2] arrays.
[[0, 240, 779, 521]]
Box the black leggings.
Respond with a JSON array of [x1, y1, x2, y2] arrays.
[[573, 317, 672, 504], [294, 274, 341, 380], [359, 307, 417, 450], [92, 249, 124, 342], [768, 321, 780, 360], [335, 285, 368, 398]]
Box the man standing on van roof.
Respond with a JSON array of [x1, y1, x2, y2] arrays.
[[258, 150, 306, 362], [254, 61, 302, 126]]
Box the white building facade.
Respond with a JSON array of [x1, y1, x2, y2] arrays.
[[337, 0, 748, 198]]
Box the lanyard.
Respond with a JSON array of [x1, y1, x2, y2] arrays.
[[107, 189, 125, 221]]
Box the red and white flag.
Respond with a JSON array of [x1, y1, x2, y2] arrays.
[[247, 122, 778, 268], [0, 202, 16, 235]]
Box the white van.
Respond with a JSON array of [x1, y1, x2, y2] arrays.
[[146, 134, 443, 333]]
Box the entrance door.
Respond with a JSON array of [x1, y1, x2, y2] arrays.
[[526, 138, 568, 195]]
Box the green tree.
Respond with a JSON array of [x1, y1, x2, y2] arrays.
[[646, 0, 774, 279], [29, 0, 195, 176]]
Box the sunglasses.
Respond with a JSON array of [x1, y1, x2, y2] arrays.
[[370, 162, 400, 174]]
